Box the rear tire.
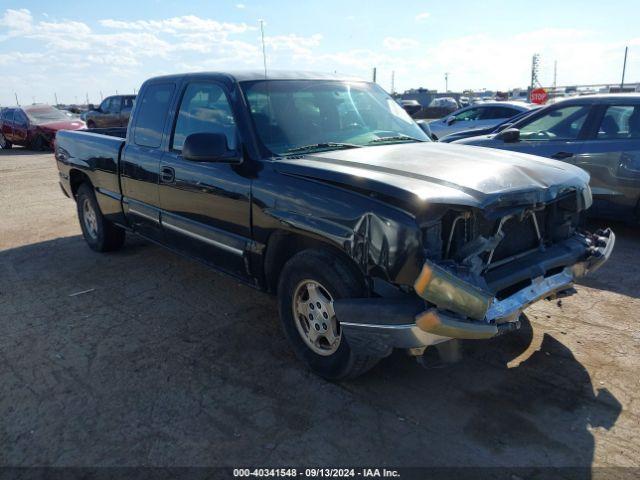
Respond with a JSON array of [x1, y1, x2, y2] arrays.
[[76, 183, 125, 252], [278, 248, 380, 380], [87, 120, 96, 129], [0, 133, 11, 149]]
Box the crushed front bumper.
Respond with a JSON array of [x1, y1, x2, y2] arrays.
[[337, 229, 615, 357]]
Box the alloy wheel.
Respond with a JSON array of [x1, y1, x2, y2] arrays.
[[292, 279, 341, 356]]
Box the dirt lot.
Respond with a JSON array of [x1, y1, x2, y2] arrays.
[[1, 148, 638, 470]]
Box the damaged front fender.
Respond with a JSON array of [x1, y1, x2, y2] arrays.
[[262, 207, 424, 285]]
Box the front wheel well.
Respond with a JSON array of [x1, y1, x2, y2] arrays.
[[263, 231, 366, 294], [69, 169, 92, 198]]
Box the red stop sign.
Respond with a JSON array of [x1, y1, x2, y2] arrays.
[[530, 88, 548, 104]]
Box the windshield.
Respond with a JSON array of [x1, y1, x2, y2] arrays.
[[24, 106, 70, 124], [241, 80, 429, 156]]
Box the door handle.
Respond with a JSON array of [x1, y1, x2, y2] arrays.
[[160, 166, 175, 183], [551, 151, 574, 160]]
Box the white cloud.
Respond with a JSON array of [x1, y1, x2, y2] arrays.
[[0, 9, 35, 37], [415, 12, 430, 22], [1, 8, 637, 105], [265, 33, 323, 56], [383, 37, 420, 51], [99, 15, 251, 35], [236, 3, 246, 8]]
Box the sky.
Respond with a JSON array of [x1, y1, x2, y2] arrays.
[[1, 0, 639, 106]]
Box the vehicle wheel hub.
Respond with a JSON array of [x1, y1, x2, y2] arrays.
[[292, 280, 341, 356], [82, 198, 98, 239], [0, 134, 6, 149]]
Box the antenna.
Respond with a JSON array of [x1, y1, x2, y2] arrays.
[[15, 93, 20, 106], [259, 20, 267, 78]]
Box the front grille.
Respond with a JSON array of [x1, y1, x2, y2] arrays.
[[443, 192, 579, 270], [484, 214, 541, 263]]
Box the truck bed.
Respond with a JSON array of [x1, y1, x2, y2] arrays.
[[55, 129, 126, 224]]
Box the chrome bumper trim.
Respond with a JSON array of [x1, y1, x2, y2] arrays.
[[341, 229, 615, 356]]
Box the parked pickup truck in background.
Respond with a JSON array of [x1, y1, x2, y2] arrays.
[[83, 94, 136, 129], [55, 71, 614, 379]]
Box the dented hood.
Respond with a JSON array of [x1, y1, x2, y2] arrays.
[[274, 142, 591, 211]]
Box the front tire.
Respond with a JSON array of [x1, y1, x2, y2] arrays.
[[278, 248, 380, 380], [76, 183, 125, 252], [30, 135, 46, 151]]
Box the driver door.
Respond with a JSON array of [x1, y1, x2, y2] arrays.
[[497, 104, 593, 161], [158, 80, 252, 278], [445, 107, 484, 135], [12, 110, 30, 145]]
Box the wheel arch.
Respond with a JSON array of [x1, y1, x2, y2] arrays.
[[69, 168, 93, 198], [263, 230, 367, 294]]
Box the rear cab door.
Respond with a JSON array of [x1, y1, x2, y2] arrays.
[[158, 77, 253, 279], [120, 81, 178, 242]]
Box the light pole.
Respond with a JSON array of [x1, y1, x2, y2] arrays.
[[621, 46, 629, 88]]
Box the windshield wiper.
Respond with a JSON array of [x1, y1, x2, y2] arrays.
[[368, 135, 426, 144], [285, 142, 362, 154]]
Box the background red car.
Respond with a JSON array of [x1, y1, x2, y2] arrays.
[[0, 104, 86, 150]]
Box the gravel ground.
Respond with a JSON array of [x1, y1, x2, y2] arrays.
[[0, 148, 638, 470]]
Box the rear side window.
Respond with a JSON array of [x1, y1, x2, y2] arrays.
[[481, 107, 520, 120], [134, 83, 175, 148], [172, 82, 236, 151], [597, 105, 640, 139], [123, 97, 135, 110]]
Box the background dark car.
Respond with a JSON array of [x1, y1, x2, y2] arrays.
[[0, 104, 85, 150], [84, 95, 136, 129], [454, 94, 640, 221], [438, 106, 541, 142]]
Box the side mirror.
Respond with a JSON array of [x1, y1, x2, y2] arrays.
[[182, 132, 241, 163], [496, 127, 520, 143], [446, 116, 456, 126]]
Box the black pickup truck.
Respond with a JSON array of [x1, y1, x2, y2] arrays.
[[55, 71, 614, 379]]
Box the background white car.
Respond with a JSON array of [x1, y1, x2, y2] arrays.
[[428, 101, 533, 139]]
